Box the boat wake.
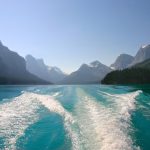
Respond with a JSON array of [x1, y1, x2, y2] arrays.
[[0, 92, 79, 150], [74, 89, 141, 150], [0, 88, 142, 150]]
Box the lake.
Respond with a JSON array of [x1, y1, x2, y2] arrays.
[[0, 84, 150, 150]]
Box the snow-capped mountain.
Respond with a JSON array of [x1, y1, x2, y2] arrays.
[[26, 55, 67, 83], [110, 54, 134, 70], [130, 44, 150, 66], [59, 60, 112, 84]]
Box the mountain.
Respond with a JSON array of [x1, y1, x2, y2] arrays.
[[101, 59, 150, 85], [47, 66, 67, 83], [0, 41, 50, 84], [133, 58, 150, 69], [130, 44, 150, 66], [110, 54, 134, 70], [60, 60, 112, 84], [26, 55, 66, 83], [26, 55, 51, 82]]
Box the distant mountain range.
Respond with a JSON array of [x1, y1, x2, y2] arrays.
[[0, 40, 150, 85], [111, 44, 150, 70], [101, 58, 150, 85], [130, 44, 150, 66], [0, 42, 50, 84], [102, 45, 150, 85], [59, 61, 112, 84], [26, 55, 67, 83]]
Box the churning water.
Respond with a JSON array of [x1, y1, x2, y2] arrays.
[[0, 85, 150, 150]]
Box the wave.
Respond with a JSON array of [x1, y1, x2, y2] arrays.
[[51, 92, 62, 97], [75, 89, 141, 150], [0, 88, 142, 150], [0, 93, 40, 150], [0, 92, 79, 150], [99, 90, 142, 121], [28, 92, 80, 150]]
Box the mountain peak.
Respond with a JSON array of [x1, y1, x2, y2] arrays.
[[130, 44, 150, 66], [26, 55, 66, 83], [26, 55, 45, 66], [26, 54, 34, 59], [90, 60, 101, 67], [60, 60, 111, 84], [141, 44, 150, 49], [0, 42, 49, 84], [48, 66, 64, 74], [111, 53, 134, 70], [79, 64, 89, 71], [119, 53, 132, 57]]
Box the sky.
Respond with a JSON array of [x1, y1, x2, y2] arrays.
[[0, 0, 150, 73]]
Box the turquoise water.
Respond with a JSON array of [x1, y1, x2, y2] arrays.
[[0, 85, 150, 150]]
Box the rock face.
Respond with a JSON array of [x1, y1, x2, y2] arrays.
[[47, 66, 67, 83], [26, 55, 66, 83], [110, 54, 134, 70], [130, 44, 150, 66], [0, 42, 49, 84], [26, 55, 51, 82], [0, 42, 26, 77], [60, 60, 112, 84]]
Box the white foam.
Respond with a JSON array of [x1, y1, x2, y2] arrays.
[[0, 89, 142, 150], [0, 92, 79, 150], [75, 89, 141, 150], [51, 92, 61, 97], [27, 92, 80, 150], [0, 93, 40, 150], [98, 90, 114, 97], [100, 90, 142, 121], [114, 91, 142, 121]]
